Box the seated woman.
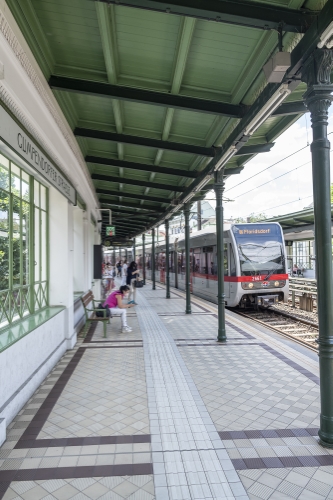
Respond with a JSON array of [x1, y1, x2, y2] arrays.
[[103, 285, 135, 333]]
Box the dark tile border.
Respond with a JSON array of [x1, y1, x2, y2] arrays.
[[20, 434, 151, 449], [219, 427, 319, 440], [86, 339, 143, 343], [0, 463, 153, 483], [85, 345, 143, 349], [15, 342, 147, 449], [177, 342, 262, 347], [261, 344, 320, 385], [232, 454, 332, 470]]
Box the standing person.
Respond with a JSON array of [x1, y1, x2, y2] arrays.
[[127, 261, 139, 305], [103, 263, 113, 293], [103, 285, 135, 333], [121, 260, 128, 286], [116, 261, 122, 277]]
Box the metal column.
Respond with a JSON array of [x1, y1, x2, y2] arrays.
[[197, 200, 202, 231], [184, 204, 191, 314], [133, 238, 136, 262], [152, 228, 156, 290], [214, 171, 227, 342], [113, 246, 116, 266], [302, 48, 333, 447], [165, 221, 170, 298], [142, 234, 146, 285]]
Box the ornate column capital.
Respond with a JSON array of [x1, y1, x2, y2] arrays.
[[164, 219, 169, 229], [214, 170, 225, 187], [301, 49, 333, 106], [183, 203, 191, 216]]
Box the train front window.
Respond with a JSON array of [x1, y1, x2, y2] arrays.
[[232, 224, 285, 276]]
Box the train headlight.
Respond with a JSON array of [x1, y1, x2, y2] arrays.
[[274, 281, 280, 287], [248, 282, 254, 289]]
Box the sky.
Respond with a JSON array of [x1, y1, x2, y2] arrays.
[[205, 109, 333, 220]]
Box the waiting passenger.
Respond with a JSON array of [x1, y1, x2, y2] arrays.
[[103, 285, 135, 333], [127, 261, 140, 304], [121, 260, 128, 286]]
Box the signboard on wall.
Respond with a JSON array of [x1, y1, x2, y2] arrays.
[[106, 226, 116, 236], [0, 105, 76, 204]]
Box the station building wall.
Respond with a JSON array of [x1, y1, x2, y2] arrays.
[[0, 2, 101, 443]]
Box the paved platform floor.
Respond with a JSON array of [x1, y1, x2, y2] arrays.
[[0, 283, 332, 499]]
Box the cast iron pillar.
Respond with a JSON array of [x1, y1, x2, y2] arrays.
[[113, 246, 116, 266], [214, 171, 227, 342], [142, 234, 146, 285], [302, 48, 333, 447], [152, 228, 156, 290], [197, 200, 202, 231], [133, 238, 136, 262], [165, 221, 170, 298], [184, 203, 192, 314]]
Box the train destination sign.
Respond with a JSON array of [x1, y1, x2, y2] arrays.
[[0, 105, 76, 204]]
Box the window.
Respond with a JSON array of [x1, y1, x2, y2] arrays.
[[0, 153, 48, 328]]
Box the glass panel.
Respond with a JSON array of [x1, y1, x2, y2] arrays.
[[40, 185, 46, 210], [21, 170, 29, 201], [34, 207, 40, 282], [12, 196, 21, 287], [0, 156, 9, 192], [41, 210, 47, 281], [34, 180, 39, 207], [22, 201, 29, 285], [0, 189, 9, 291], [224, 243, 228, 276], [11, 164, 21, 196], [232, 224, 284, 277]]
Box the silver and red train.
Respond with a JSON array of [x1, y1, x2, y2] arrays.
[[139, 223, 289, 308]]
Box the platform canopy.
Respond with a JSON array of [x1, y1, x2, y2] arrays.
[[7, 0, 333, 243]]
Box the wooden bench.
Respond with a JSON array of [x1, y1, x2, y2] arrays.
[[81, 290, 110, 338]]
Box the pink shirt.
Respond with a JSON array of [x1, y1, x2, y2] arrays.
[[103, 290, 122, 308]]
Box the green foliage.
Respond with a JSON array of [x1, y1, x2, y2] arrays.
[[0, 165, 29, 291], [233, 212, 267, 223]]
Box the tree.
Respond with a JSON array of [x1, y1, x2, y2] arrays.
[[233, 212, 267, 223]]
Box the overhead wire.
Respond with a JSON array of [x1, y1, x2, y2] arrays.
[[224, 131, 333, 194]]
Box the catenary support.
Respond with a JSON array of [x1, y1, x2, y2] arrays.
[[184, 203, 192, 314], [142, 233, 146, 285], [152, 228, 156, 290], [165, 221, 170, 299], [214, 171, 227, 342], [302, 48, 333, 447]]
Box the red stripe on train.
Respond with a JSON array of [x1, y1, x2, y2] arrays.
[[191, 273, 288, 282]]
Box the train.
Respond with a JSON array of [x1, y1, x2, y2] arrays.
[[138, 222, 289, 308]]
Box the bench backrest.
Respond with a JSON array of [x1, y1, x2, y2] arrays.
[[81, 290, 94, 309]]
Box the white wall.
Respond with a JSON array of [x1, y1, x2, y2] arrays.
[[73, 206, 85, 292]]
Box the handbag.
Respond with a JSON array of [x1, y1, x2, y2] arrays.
[[96, 303, 111, 317], [135, 279, 144, 288]]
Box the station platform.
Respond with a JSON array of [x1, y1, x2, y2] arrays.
[[0, 284, 331, 500]]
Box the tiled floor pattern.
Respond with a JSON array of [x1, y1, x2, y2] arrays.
[[180, 345, 320, 432], [136, 293, 248, 500], [38, 347, 149, 440], [3, 475, 155, 500], [2, 283, 333, 498]]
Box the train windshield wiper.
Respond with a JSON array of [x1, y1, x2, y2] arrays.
[[264, 245, 284, 280]]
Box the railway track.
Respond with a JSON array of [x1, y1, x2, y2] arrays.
[[235, 308, 318, 352]]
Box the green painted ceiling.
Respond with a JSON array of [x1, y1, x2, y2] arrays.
[[6, 0, 329, 242]]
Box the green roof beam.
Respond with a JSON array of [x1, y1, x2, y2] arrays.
[[100, 199, 164, 212], [49, 75, 243, 118], [75, 128, 215, 157], [93, 0, 316, 33], [86, 156, 198, 178], [96, 188, 170, 204], [92, 173, 186, 192]]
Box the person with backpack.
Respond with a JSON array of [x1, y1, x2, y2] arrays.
[[127, 261, 140, 305], [103, 285, 135, 333]]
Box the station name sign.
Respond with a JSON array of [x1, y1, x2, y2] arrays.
[[0, 106, 76, 204]]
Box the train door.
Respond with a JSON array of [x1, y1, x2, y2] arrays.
[[228, 243, 237, 303], [224, 242, 230, 299]]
